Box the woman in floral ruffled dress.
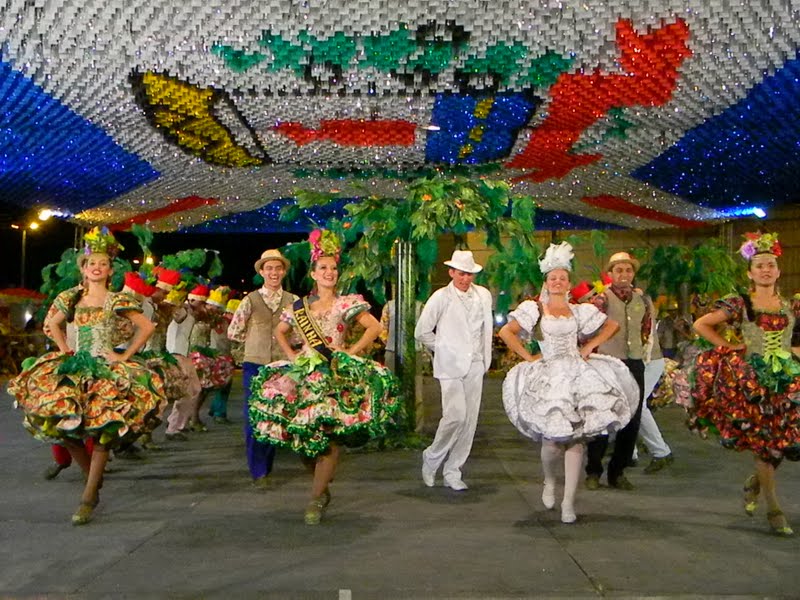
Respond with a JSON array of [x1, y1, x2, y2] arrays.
[[692, 232, 800, 536], [248, 230, 401, 525], [8, 228, 166, 525]]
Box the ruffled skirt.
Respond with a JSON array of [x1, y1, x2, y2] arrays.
[[248, 351, 402, 457], [502, 353, 638, 443], [692, 346, 800, 463], [7, 350, 167, 447], [190, 349, 234, 389]]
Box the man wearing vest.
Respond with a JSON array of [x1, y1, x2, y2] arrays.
[[585, 251, 653, 491], [228, 249, 298, 488], [415, 250, 494, 491]]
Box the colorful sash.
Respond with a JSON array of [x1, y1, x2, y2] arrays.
[[293, 297, 334, 361]]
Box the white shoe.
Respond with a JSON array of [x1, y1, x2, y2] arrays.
[[444, 478, 468, 491], [422, 463, 436, 487], [561, 504, 577, 524], [542, 483, 556, 510]]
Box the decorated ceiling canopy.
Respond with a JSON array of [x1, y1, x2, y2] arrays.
[[1, 1, 798, 232]]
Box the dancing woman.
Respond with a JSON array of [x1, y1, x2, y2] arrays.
[[499, 242, 638, 523], [248, 230, 401, 525], [8, 227, 166, 525], [692, 232, 800, 536]]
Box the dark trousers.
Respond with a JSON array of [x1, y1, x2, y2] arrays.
[[242, 361, 276, 480], [586, 358, 645, 483]]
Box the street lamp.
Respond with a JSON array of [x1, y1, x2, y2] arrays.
[[13, 221, 41, 289]]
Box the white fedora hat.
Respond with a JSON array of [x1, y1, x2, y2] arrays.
[[443, 250, 482, 274]]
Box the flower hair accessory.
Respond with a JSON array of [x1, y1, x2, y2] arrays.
[[538, 241, 574, 274], [309, 229, 341, 263], [82, 226, 123, 259], [739, 232, 781, 260]]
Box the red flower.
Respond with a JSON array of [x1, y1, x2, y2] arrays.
[[326, 336, 333, 343], [336, 323, 344, 332]]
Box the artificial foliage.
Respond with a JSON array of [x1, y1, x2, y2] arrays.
[[285, 175, 539, 305], [637, 238, 744, 301]]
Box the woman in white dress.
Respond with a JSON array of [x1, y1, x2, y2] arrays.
[[499, 242, 638, 523]]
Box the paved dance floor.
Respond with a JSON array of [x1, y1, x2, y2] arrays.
[[2, 374, 799, 598]]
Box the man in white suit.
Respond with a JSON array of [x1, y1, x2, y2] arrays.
[[415, 250, 494, 491]]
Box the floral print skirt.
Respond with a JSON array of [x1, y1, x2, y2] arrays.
[[248, 351, 402, 457], [692, 346, 800, 463], [8, 350, 167, 448]]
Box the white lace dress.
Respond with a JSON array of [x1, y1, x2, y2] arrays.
[[502, 301, 639, 443]]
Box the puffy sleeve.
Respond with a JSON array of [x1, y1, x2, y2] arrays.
[[280, 305, 296, 327], [574, 303, 607, 336], [508, 300, 539, 333], [110, 291, 143, 314], [339, 294, 370, 324], [52, 287, 82, 320], [713, 294, 744, 324]]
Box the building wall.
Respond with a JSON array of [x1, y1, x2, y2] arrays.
[[429, 206, 800, 300]]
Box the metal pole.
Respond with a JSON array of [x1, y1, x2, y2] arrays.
[[21, 228, 27, 288]]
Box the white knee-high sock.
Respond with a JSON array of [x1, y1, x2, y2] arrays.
[[562, 442, 586, 514], [541, 440, 562, 487]]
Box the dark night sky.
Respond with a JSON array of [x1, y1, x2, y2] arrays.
[[0, 201, 305, 293]]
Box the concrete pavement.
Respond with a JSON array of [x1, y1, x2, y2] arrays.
[[2, 373, 799, 599]]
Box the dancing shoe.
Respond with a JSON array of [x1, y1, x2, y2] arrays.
[[252, 476, 270, 489], [644, 453, 674, 474], [320, 488, 332, 509], [44, 463, 67, 480], [71, 496, 99, 526], [767, 510, 794, 537], [743, 474, 760, 516], [444, 477, 468, 491], [190, 420, 209, 433], [561, 504, 577, 524], [609, 475, 635, 491], [584, 475, 600, 491], [541, 482, 556, 510], [421, 463, 436, 487], [304, 497, 327, 525]]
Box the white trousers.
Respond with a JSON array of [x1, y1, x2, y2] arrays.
[[423, 361, 485, 481], [634, 358, 672, 459]]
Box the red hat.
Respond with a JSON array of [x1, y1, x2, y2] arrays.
[[187, 284, 210, 301], [570, 281, 595, 303], [124, 272, 158, 297], [153, 266, 181, 291]]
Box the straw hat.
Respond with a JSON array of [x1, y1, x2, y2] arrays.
[[443, 250, 482, 274], [254, 249, 290, 273], [606, 251, 640, 273]]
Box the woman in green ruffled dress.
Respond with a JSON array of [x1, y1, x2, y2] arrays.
[[8, 228, 166, 525], [249, 230, 401, 525]]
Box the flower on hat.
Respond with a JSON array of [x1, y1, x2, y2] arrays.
[[309, 229, 341, 263], [740, 232, 781, 260], [82, 226, 123, 259]]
